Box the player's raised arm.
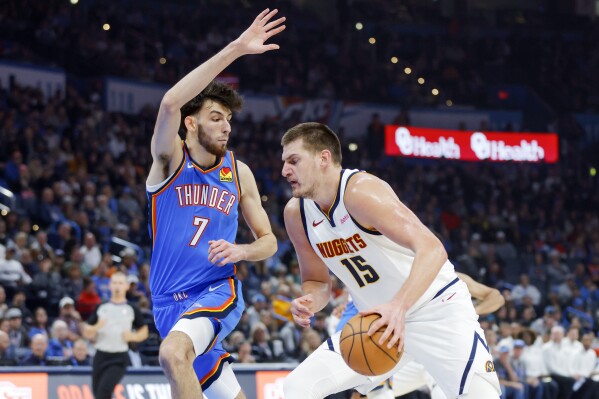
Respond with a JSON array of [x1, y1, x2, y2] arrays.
[[347, 173, 447, 350], [284, 198, 332, 327], [457, 272, 505, 315], [148, 9, 286, 184], [208, 161, 277, 264]]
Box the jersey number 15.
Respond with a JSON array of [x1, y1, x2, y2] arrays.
[[340, 255, 380, 287]]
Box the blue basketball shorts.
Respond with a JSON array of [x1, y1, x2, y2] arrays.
[[152, 277, 245, 389]]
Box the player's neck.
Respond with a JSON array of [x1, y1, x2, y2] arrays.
[[111, 294, 127, 303], [185, 140, 219, 168], [312, 167, 342, 211]]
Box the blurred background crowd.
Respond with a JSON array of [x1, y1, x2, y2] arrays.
[[1, 0, 599, 397]]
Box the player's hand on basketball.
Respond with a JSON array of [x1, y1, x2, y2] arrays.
[[208, 239, 247, 266], [360, 302, 408, 352], [291, 295, 314, 328], [234, 8, 286, 55]]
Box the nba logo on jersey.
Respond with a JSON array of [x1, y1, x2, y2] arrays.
[[220, 167, 233, 182]]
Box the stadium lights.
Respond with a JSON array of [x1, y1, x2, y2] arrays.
[[446, 100, 453, 106], [348, 143, 358, 152], [32, 225, 39, 232], [261, 195, 268, 202], [432, 88, 439, 96], [0, 210, 7, 216], [391, 57, 398, 64], [404, 67, 412, 75], [70, 0, 78, 4], [355, 22, 363, 30], [103, 23, 111, 31], [368, 37, 376, 44], [159, 57, 167, 64], [417, 77, 425, 85]]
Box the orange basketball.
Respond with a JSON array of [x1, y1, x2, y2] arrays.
[[339, 313, 402, 376]]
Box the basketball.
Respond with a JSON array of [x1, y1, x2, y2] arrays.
[[339, 313, 402, 376]]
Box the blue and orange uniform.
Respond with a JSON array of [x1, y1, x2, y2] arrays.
[[147, 142, 244, 389]]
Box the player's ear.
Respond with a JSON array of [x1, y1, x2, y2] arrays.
[[320, 149, 332, 166], [184, 115, 196, 132]]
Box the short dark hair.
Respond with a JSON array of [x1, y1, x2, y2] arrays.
[[281, 122, 342, 165], [180, 81, 243, 131]]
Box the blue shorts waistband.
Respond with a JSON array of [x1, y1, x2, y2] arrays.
[[152, 277, 234, 308]]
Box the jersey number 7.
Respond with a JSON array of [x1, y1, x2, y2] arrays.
[[189, 216, 210, 246]]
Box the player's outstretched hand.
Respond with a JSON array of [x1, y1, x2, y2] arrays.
[[208, 239, 248, 266], [360, 301, 408, 352], [291, 294, 315, 328], [234, 8, 286, 55]]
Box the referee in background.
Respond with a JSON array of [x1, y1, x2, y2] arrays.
[[83, 271, 149, 399]]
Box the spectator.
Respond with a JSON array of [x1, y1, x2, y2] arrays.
[[9, 289, 33, 325], [510, 339, 545, 399], [6, 307, 29, 351], [79, 232, 102, 275], [546, 250, 571, 289], [246, 293, 268, 326], [20, 333, 49, 366], [29, 231, 54, 261], [511, 274, 542, 307], [47, 319, 74, 358], [312, 312, 330, 343], [28, 307, 50, 339], [91, 261, 112, 301], [119, 247, 139, 276], [125, 274, 144, 303], [235, 341, 256, 364], [495, 345, 525, 399], [69, 338, 91, 366], [542, 325, 575, 399], [250, 322, 281, 363], [0, 285, 8, 317], [518, 328, 559, 399], [297, 328, 322, 362], [0, 330, 17, 365], [57, 296, 82, 341], [30, 257, 64, 313], [570, 331, 599, 398], [63, 263, 84, 300], [0, 246, 32, 288], [118, 187, 142, 223], [76, 276, 101, 320], [47, 222, 72, 252], [530, 306, 558, 337]]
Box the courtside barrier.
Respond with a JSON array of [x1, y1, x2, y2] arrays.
[[0, 364, 296, 399]]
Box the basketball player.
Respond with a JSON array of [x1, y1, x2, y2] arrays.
[[280, 122, 501, 399], [340, 272, 505, 399], [146, 9, 283, 399]]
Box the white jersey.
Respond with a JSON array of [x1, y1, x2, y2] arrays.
[[301, 169, 457, 312]]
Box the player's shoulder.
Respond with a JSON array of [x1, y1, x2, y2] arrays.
[[345, 171, 386, 195], [283, 198, 301, 218], [234, 159, 253, 180]]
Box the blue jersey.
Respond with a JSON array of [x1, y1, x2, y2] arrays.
[[147, 143, 241, 296]]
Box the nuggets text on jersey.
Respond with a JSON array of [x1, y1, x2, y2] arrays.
[[315, 233, 367, 259]]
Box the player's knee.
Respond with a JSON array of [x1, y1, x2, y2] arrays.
[[158, 332, 194, 373]]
